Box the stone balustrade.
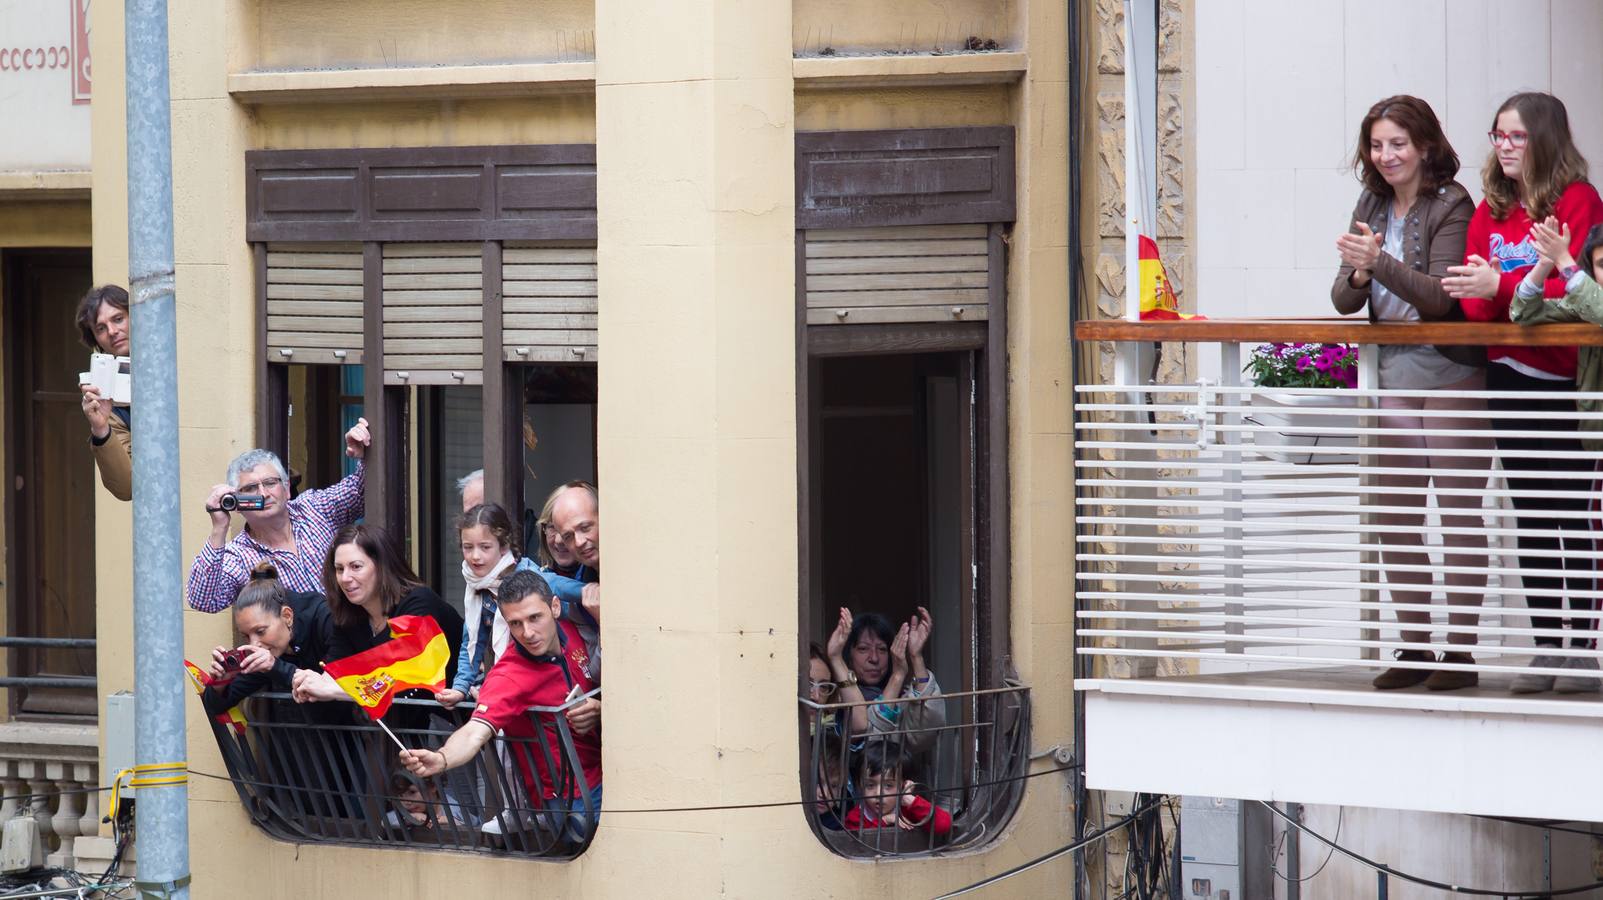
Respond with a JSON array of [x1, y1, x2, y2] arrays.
[[0, 721, 100, 869]]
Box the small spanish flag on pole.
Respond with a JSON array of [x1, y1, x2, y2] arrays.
[[1137, 234, 1200, 320], [182, 659, 248, 735], [322, 615, 451, 722]]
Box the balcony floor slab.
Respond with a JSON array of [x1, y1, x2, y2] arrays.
[[1079, 663, 1603, 822]]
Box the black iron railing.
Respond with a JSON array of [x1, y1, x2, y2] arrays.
[[206, 690, 599, 858], [799, 682, 1030, 858]]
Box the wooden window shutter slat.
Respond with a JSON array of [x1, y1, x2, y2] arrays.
[[265, 241, 365, 364], [381, 242, 485, 383], [501, 242, 598, 363], [803, 225, 992, 326]]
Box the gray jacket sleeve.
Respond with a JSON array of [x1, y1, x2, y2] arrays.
[[867, 671, 947, 752]]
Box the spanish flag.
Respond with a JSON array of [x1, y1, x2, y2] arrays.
[[1137, 234, 1202, 320], [321, 615, 450, 720], [182, 659, 248, 735]]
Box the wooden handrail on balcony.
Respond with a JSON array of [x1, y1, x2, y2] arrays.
[[1073, 317, 1603, 346]]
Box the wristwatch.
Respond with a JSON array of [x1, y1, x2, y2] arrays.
[[1561, 264, 1582, 282], [839, 671, 858, 689]]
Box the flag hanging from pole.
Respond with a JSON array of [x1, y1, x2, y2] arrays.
[[183, 659, 249, 735], [321, 615, 451, 720], [1137, 234, 1201, 320]]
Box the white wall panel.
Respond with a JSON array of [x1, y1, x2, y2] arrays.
[[1193, 0, 1246, 173], [1194, 0, 1603, 318]]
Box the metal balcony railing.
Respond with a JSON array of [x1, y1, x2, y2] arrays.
[[799, 683, 1030, 858], [1074, 319, 1603, 710], [205, 691, 599, 858]]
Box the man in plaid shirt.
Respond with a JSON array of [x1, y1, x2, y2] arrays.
[[185, 418, 372, 613]]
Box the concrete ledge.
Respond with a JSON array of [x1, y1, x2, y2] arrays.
[[0, 720, 98, 757], [228, 61, 596, 104], [793, 51, 1027, 89], [1085, 688, 1603, 822], [0, 171, 92, 200]]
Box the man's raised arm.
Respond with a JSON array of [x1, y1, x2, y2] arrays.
[[398, 718, 495, 777]]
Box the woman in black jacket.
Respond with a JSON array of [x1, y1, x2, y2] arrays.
[[292, 524, 463, 708], [202, 561, 335, 717], [202, 561, 367, 822]]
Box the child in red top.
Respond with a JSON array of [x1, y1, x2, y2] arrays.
[[842, 742, 952, 839], [1445, 91, 1603, 694], [1457, 181, 1603, 377]]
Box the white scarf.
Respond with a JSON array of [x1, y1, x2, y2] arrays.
[[461, 552, 516, 671]]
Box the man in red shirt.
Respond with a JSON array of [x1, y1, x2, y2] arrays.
[[400, 569, 601, 842]]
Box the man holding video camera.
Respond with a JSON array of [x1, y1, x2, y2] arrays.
[[76, 285, 133, 501], [185, 419, 372, 613]]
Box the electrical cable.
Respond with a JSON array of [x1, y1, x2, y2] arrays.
[[186, 761, 1079, 816], [929, 794, 1166, 900], [1269, 804, 1340, 884], [1257, 800, 1603, 898]]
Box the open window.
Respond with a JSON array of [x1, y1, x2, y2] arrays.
[[794, 128, 1022, 856]]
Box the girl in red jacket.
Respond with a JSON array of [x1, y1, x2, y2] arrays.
[[1445, 92, 1603, 693]]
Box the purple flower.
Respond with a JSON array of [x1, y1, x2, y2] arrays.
[[1313, 357, 1332, 372], [1295, 357, 1313, 372]]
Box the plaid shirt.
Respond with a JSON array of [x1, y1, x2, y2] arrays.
[[185, 463, 365, 613]]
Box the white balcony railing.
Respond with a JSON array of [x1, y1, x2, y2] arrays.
[[1073, 319, 1603, 822]]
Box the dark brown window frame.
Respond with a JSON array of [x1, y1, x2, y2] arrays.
[[248, 145, 598, 537], [796, 127, 1013, 692], [794, 127, 1015, 858]]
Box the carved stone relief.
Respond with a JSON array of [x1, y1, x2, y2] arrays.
[[1097, 0, 1124, 74], [1157, 85, 1185, 240]]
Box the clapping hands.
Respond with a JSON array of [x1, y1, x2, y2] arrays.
[[1335, 221, 1383, 273], [1531, 216, 1575, 271]]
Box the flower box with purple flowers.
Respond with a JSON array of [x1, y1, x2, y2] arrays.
[[1243, 342, 1359, 464]]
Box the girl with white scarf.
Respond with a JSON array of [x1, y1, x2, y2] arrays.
[[434, 502, 520, 709]]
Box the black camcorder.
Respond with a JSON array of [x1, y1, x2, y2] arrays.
[[212, 493, 266, 513]]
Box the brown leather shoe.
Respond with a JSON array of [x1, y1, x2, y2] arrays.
[[1373, 649, 1435, 689], [1424, 651, 1478, 691]]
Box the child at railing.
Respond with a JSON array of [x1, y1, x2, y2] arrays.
[[1507, 217, 1603, 694], [435, 503, 521, 710], [1448, 91, 1603, 695], [813, 732, 849, 831], [385, 770, 460, 833], [842, 742, 951, 839]]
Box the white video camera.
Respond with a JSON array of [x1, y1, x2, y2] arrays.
[[79, 354, 131, 406]]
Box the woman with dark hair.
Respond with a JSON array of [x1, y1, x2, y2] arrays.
[[75, 284, 132, 501], [1445, 91, 1603, 694], [291, 524, 464, 704], [822, 607, 945, 750], [1331, 95, 1491, 691]]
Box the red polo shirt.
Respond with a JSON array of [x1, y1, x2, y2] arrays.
[[472, 619, 600, 801]]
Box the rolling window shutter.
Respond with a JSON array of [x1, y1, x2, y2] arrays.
[[381, 243, 484, 384], [265, 242, 364, 364], [501, 243, 598, 362], [804, 224, 990, 326]]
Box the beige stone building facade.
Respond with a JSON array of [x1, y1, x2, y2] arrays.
[[30, 0, 1091, 896]]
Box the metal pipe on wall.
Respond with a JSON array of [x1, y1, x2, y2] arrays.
[[125, 0, 192, 895]]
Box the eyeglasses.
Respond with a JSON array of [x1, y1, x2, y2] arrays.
[[808, 679, 837, 698], [1488, 130, 1530, 149], [236, 476, 285, 495]]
